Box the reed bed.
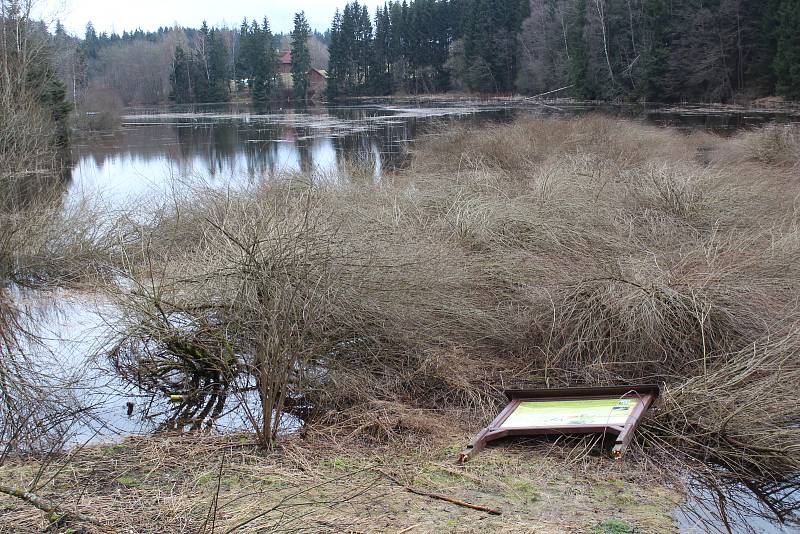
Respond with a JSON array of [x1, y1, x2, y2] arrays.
[[95, 115, 800, 524]]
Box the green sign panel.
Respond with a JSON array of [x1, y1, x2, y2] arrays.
[[501, 398, 639, 428]]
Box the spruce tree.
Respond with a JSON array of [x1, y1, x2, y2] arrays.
[[252, 18, 278, 107], [191, 22, 212, 102], [3, 3, 72, 146], [205, 28, 229, 102], [567, 0, 590, 100], [236, 19, 254, 84], [640, 0, 669, 101], [357, 5, 373, 91], [291, 11, 312, 100], [83, 22, 99, 60], [170, 46, 193, 104], [371, 6, 392, 94], [774, 0, 800, 99], [327, 10, 343, 98]]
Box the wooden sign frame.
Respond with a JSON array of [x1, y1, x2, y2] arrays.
[[458, 385, 659, 463]]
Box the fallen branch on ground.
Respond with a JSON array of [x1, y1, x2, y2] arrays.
[[376, 469, 502, 515], [0, 484, 107, 529]]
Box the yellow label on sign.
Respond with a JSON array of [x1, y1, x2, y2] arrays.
[[501, 398, 638, 428]]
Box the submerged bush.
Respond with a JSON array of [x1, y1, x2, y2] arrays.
[[75, 88, 124, 132]]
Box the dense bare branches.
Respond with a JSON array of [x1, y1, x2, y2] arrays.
[[0, 0, 116, 460]]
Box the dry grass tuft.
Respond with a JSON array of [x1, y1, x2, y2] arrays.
[[735, 123, 800, 166]]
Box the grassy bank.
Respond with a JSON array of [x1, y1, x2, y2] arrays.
[[0, 432, 681, 533], [1, 115, 799, 531]]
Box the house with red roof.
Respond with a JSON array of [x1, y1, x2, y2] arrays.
[[277, 51, 327, 98]]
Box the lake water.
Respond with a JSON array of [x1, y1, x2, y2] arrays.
[[69, 102, 512, 202], [43, 100, 800, 533], [67, 99, 799, 204]]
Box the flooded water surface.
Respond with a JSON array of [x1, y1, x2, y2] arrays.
[[68, 100, 799, 203], [69, 102, 515, 201]]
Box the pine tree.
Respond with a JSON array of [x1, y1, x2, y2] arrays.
[[640, 0, 669, 101], [252, 18, 278, 106], [567, 0, 590, 99], [291, 11, 312, 100], [774, 0, 800, 99], [170, 46, 193, 103]]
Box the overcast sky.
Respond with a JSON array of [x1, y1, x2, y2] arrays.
[[38, 0, 385, 36]]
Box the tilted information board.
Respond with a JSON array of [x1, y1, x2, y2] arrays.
[[459, 385, 659, 463]]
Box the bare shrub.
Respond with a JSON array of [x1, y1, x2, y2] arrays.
[[339, 150, 378, 184], [106, 178, 513, 442], [645, 326, 800, 519], [75, 87, 124, 132]]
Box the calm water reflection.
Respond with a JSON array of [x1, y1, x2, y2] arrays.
[[69, 103, 517, 201], [69, 100, 799, 204]]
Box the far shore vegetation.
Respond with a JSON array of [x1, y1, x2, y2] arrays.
[[41, 0, 800, 109], [2, 0, 800, 532]]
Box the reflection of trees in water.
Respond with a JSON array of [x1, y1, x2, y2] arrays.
[[330, 116, 415, 181], [75, 106, 786, 187], [380, 120, 415, 171], [242, 129, 280, 179], [206, 123, 238, 178], [332, 130, 377, 184], [174, 122, 238, 178], [680, 471, 800, 534], [295, 128, 313, 175], [2, 156, 72, 214], [83, 129, 167, 169], [71, 108, 443, 186]]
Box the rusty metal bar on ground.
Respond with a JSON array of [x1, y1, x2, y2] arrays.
[[459, 385, 659, 463]]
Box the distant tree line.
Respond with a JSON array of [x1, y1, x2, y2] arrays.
[[44, 0, 800, 104], [49, 19, 329, 107], [327, 0, 800, 102], [327, 0, 530, 96], [519, 0, 800, 102]]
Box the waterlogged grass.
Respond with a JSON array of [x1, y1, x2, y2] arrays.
[[115, 475, 140, 488], [596, 519, 636, 534]]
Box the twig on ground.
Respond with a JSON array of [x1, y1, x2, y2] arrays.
[[376, 469, 502, 516], [0, 484, 108, 529]]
